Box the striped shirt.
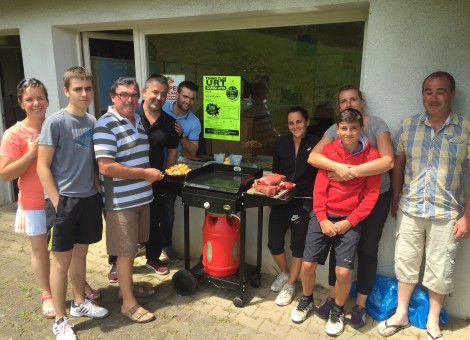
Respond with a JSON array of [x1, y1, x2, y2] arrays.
[[395, 112, 470, 219], [93, 107, 153, 211]]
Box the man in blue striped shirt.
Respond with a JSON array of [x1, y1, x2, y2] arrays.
[[94, 77, 163, 323], [378, 72, 470, 339]]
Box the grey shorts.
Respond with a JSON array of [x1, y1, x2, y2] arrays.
[[303, 214, 362, 270]]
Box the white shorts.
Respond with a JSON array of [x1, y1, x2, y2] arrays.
[[15, 207, 47, 236]]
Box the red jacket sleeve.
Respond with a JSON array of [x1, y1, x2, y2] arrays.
[[313, 169, 330, 222]]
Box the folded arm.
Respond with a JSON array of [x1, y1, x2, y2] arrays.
[[0, 138, 39, 181], [308, 132, 394, 181]]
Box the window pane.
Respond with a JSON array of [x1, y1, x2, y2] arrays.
[[146, 21, 364, 159]]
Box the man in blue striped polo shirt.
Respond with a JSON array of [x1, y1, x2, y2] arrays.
[[94, 77, 163, 323], [378, 72, 470, 339]]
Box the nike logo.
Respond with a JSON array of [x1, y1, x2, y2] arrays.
[[291, 215, 300, 222]]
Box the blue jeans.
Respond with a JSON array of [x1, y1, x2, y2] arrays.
[[161, 192, 177, 248]]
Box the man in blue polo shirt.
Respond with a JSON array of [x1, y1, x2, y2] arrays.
[[161, 80, 201, 262]]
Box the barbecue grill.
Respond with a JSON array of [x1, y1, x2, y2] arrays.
[[182, 163, 261, 214], [176, 163, 296, 307]]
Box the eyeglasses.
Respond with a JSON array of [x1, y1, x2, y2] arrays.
[[116, 92, 140, 100]]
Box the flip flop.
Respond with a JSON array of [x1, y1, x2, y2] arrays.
[[85, 287, 101, 301], [427, 331, 444, 340], [118, 284, 155, 300], [40, 295, 56, 319], [121, 303, 156, 323], [377, 320, 411, 337]]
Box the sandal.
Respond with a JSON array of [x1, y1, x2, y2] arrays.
[[41, 295, 56, 319], [377, 320, 411, 337], [118, 284, 155, 300], [121, 303, 156, 323], [85, 286, 101, 301], [427, 331, 444, 340]]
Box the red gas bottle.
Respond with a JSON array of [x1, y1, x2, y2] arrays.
[[202, 213, 240, 277]]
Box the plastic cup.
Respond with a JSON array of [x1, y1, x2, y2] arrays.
[[229, 154, 242, 166], [214, 153, 225, 163]]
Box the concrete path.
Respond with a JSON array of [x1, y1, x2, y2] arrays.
[[0, 203, 468, 339]]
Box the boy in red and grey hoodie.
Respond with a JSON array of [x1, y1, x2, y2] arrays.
[[291, 108, 381, 337]]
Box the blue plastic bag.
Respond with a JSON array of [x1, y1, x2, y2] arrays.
[[350, 275, 448, 329]]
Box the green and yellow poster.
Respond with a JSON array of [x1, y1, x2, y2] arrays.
[[203, 76, 241, 141]]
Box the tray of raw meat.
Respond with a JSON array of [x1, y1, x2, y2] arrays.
[[246, 173, 296, 199]]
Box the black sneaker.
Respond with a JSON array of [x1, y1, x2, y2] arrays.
[[350, 304, 367, 329], [317, 296, 335, 319], [162, 245, 180, 263]]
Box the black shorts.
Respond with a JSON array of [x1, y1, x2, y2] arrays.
[[303, 214, 362, 270], [267, 198, 311, 258], [46, 193, 104, 252]]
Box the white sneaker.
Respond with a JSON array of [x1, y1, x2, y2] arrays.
[[70, 299, 110, 320], [325, 306, 345, 337], [291, 296, 314, 323], [275, 283, 295, 306], [52, 317, 76, 340], [270, 272, 289, 292]]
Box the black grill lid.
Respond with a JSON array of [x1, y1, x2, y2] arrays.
[[184, 163, 262, 194]]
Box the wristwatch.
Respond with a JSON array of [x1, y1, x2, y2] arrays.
[[180, 131, 186, 139]]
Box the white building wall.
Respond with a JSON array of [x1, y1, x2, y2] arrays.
[[13, 24, 60, 114], [51, 28, 82, 108], [0, 0, 469, 318], [360, 0, 470, 318]]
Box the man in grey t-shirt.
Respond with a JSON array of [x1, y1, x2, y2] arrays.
[[38, 67, 109, 339]]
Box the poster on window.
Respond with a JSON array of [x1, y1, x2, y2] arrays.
[[163, 74, 185, 100], [203, 76, 241, 141]]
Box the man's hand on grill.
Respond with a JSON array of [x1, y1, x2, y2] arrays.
[[144, 168, 165, 183]]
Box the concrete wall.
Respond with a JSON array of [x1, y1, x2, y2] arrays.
[[360, 0, 470, 318], [0, 0, 469, 317]]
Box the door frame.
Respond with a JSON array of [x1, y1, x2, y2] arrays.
[[0, 81, 14, 204], [81, 32, 134, 117]]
